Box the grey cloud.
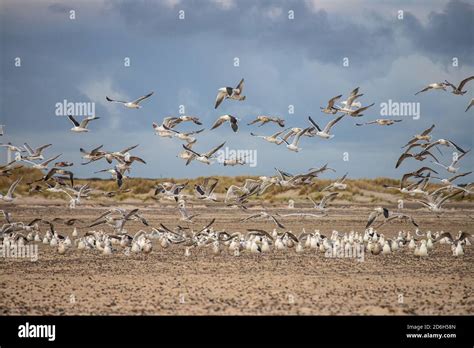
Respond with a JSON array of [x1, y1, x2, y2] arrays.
[[402, 0, 474, 65]]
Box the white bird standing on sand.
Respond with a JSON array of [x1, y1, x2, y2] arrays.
[[418, 240, 428, 257], [106, 92, 154, 109], [308, 115, 345, 139], [68, 115, 100, 132], [214, 79, 245, 109]]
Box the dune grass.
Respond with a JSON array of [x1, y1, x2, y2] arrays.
[[0, 167, 471, 203]]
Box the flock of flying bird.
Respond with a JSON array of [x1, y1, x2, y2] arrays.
[[0, 75, 473, 259]]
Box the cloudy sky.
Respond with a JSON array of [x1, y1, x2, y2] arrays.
[[0, 0, 473, 180]]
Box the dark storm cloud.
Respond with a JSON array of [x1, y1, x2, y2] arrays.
[[111, 0, 474, 67], [402, 0, 474, 65], [110, 0, 398, 65]]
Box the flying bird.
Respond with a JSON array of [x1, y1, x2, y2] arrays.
[[444, 76, 474, 95], [431, 150, 470, 174], [162, 125, 204, 143], [182, 142, 226, 165], [214, 78, 245, 109], [250, 128, 288, 145], [415, 82, 447, 95], [281, 127, 311, 152], [68, 115, 100, 132], [308, 115, 345, 139], [308, 192, 339, 212], [366, 207, 389, 229], [0, 177, 22, 202], [106, 92, 154, 109], [402, 124, 435, 148], [321, 95, 342, 114], [396, 149, 439, 168], [356, 119, 402, 126], [22, 143, 52, 160], [165, 115, 202, 128], [247, 115, 285, 127], [210, 115, 239, 132]]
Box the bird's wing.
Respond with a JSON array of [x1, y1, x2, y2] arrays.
[[396, 153, 411, 169], [339, 172, 348, 183], [465, 99, 474, 112], [327, 94, 342, 108], [36, 144, 52, 153], [247, 229, 273, 240], [42, 154, 62, 166], [205, 142, 226, 157], [366, 211, 378, 228], [210, 117, 226, 130], [182, 144, 201, 157], [448, 171, 472, 183], [68, 115, 80, 127], [230, 116, 239, 132], [235, 78, 244, 93], [421, 124, 435, 136], [292, 128, 309, 145], [214, 91, 227, 109], [320, 192, 339, 207], [132, 92, 154, 104], [308, 116, 322, 132], [270, 215, 285, 229], [353, 103, 375, 114], [434, 232, 454, 243], [79, 117, 95, 128], [7, 177, 22, 197], [415, 86, 430, 95], [437, 190, 463, 206], [106, 96, 127, 103], [324, 115, 345, 133], [457, 75, 474, 90], [446, 140, 466, 154]]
